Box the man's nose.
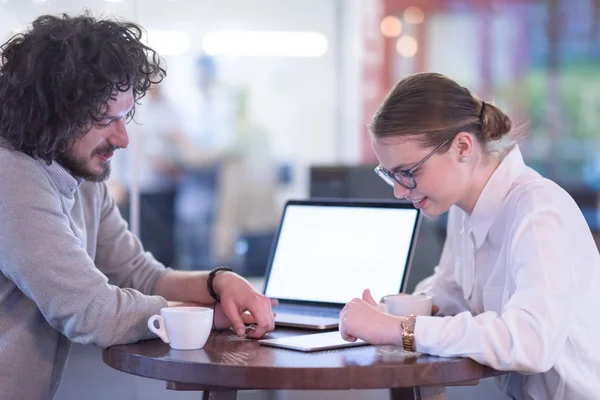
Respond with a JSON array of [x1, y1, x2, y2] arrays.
[[108, 120, 129, 149]]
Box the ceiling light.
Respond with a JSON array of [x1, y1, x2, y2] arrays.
[[380, 16, 402, 38], [202, 31, 328, 57], [396, 35, 418, 57]]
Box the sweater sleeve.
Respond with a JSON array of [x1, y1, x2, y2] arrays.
[[93, 181, 170, 295], [0, 161, 167, 348]]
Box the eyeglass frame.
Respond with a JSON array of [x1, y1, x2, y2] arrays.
[[374, 139, 450, 190]]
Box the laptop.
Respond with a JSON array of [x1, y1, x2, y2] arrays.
[[262, 199, 421, 330]]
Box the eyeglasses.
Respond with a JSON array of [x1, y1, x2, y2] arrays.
[[374, 139, 449, 190]]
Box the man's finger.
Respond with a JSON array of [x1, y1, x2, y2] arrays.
[[262, 296, 276, 331], [245, 298, 273, 338], [220, 300, 246, 336], [432, 304, 439, 315], [246, 312, 271, 338], [241, 312, 255, 325]]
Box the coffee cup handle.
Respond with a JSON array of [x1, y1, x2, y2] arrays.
[[148, 315, 170, 344]]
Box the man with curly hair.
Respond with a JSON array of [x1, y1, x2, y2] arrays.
[[0, 13, 276, 399]]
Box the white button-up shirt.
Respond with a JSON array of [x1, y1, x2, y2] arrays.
[[414, 146, 600, 400]]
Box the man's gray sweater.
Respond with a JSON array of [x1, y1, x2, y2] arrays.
[[0, 145, 169, 399]]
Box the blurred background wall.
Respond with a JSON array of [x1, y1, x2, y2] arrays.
[[3, 0, 597, 276]]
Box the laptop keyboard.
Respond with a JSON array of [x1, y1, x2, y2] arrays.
[[273, 304, 341, 318]]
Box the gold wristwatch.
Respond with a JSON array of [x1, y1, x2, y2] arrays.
[[401, 315, 417, 352]]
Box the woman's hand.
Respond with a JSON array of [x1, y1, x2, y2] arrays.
[[339, 289, 404, 345]]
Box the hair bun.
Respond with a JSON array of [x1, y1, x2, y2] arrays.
[[480, 102, 512, 141]]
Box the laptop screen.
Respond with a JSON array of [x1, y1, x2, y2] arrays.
[[264, 201, 420, 305]]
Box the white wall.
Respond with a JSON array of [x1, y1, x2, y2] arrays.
[[337, 0, 364, 164], [1, 0, 366, 198], [0, 0, 137, 30], [136, 0, 345, 200], [425, 13, 481, 88], [137, 0, 338, 166]]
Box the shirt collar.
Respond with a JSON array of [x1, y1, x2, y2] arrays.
[[466, 145, 526, 249], [38, 159, 83, 197]]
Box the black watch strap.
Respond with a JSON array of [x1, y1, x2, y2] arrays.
[[207, 267, 233, 303]]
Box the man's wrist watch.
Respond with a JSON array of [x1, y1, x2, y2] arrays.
[[207, 266, 233, 303], [401, 315, 417, 352]]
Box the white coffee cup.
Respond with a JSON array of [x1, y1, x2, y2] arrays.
[[379, 293, 433, 317], [147, 307, 214, 350]]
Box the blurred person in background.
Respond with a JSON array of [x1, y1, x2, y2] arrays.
[[214, 87, 279, 275], [109, 83, 182, 266], [339, 72, 600, 400], [173, 54, 239, 270], [0, 13, 275, 399]]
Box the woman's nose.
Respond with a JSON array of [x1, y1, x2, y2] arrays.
[[393, 182, 410, 200]]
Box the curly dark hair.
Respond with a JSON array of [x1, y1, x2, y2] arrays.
[[0, 12, 166, 163]]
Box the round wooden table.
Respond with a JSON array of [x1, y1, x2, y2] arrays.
[[103, 329, 504, 400]]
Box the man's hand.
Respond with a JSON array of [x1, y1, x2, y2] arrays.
[[211, 301, 276, 331], [212, 271, 276, 338], [339, 289, 404, 345]]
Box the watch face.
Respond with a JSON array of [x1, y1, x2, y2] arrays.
[[401, 316, 416, 331]]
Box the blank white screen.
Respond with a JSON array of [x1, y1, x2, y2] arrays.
[[264, 204, 419, 304]]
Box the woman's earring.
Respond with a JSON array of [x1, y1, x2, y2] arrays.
[[460, 156, 468, 163]]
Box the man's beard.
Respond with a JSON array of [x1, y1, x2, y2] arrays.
[[57, 145, 116, 182]]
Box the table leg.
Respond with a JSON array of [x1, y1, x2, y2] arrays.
[[417, 387, 446, 400], [202, 390, 238, 400], [390, 388, 415, 399], [390, 386, 447, 400]]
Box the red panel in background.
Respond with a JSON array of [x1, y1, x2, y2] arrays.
[[360, 0, 386, 163], [360, 0, 510, 162]]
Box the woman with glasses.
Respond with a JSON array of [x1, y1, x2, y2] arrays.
[[339, 72, 600, 400]]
